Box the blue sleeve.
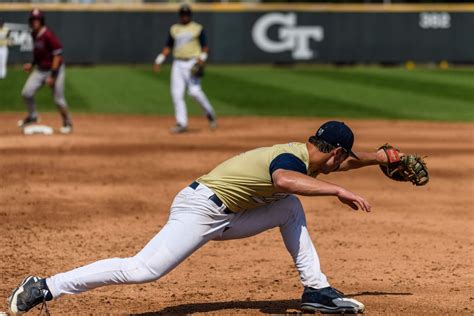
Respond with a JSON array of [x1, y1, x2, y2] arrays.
[[166, 32, 174, 48], [198, 29, 207, 47], [269, 153, 307, 176]]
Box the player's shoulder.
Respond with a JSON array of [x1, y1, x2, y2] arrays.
[[170, 23, 180, 31], [44, 27, 58, 38], [191, 21, 203, 30], [272, 142, 306, 151], [270, 142, 308, 160], [170, 22, 202, 33]]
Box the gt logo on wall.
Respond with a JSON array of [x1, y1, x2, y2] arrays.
[[252, 13, 324, 60], [5, 23, 32, 51]]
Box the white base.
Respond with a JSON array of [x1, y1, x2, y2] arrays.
[[23, 125, 54, 136]]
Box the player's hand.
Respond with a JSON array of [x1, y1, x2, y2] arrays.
[[23, 63, 33, 73], [197, 59, 205, 65], [153, 64, 161, 73], [46, 76, 56, 87], [337, 188, 371, 212], [376, 147, 405, 165]]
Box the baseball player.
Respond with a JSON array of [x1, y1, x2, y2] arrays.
[[18, 9, 73, 134], [0, 17, 10, 79], [153, 4, 217, 134], [8, 121, 428, 314]]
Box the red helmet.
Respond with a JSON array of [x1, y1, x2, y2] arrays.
[[29, 8, 45, 25]]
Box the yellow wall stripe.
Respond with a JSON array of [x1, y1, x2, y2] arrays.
[[1, 3, 474, 13]]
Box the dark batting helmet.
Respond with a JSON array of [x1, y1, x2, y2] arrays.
[[178, 4, 192, 17], [29, 8, 45, 26]]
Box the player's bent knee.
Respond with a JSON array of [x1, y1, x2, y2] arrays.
[[281, 195, 305, 219], [21, 90, 34, 99], [285, 195, 304, 210], [171, 91, 185, 101], [54, 98, 67, 108], [187, 86, 202, 98], [122, 256, 164, 284]]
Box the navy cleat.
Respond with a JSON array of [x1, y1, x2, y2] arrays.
[[8, 276, 52, 315], [17, 116, 38, 127], [301, 286, 365, 314], [170, 124, 188, 134], [206, 114, 217, 131]]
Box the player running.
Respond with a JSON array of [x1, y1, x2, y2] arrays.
[[7, 121, 427, 314], [18, 9, 73, 134], [153, 4, 217, 134], [0, 17, 10, 79]]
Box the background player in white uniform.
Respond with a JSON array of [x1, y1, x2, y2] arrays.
[[154, 4, 217, 134], [9, 121, 420, 314], [0, 17, 10, 79]]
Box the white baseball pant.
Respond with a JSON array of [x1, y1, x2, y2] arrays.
[[21, 64, 68, 118], [171, 58, 215, 127], [46, 183, 330, 298], [0, 46, 8, 79]]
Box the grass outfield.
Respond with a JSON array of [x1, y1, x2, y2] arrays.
[[0, 65, 473, 121]]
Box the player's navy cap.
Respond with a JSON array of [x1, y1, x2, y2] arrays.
[[179, 4, 192, 16], [313, 121, 359, 159]]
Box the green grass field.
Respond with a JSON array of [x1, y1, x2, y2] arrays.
[[1, 65, 473, 121]]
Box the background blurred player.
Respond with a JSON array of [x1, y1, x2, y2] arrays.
[[0, 17, 10, 79], [18, 9, 73, 134], [153, 4, 217, 134]]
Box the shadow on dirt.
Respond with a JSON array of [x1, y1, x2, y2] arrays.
[[349, 291, 413, 297], [133, 291, 413, 315], [134, 299, 301, 315]]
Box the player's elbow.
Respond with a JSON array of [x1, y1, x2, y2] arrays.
[[272, 170, 295, 193], [53, 54, 63, 63]]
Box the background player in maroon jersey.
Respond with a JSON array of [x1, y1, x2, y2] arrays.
[[19, 9, 73, 134]]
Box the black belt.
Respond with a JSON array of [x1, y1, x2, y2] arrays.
[[189, 181, 233, 214]]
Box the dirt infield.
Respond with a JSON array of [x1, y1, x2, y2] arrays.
[[0, 113, 473, 315]]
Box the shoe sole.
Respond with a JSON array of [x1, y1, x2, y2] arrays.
[[301, 302, 362, 314], [7, 276, 35, 315]]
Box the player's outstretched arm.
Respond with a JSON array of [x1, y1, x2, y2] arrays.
[[272, 169, 371, 212], [337, 148, 391, 171]]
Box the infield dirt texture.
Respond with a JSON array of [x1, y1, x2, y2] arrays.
[[0, 114, 473, 314]]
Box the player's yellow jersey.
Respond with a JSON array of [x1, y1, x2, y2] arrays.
[[0, 27, 10, 47], [169, 22, 203, 59], [198, 142, 311, 213]]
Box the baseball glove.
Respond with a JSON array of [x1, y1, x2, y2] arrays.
[[378, 144, 429, 186], [191, 63, 204, 78]]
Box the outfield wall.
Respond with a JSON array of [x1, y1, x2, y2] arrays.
[[1, 4, 473, 64]]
